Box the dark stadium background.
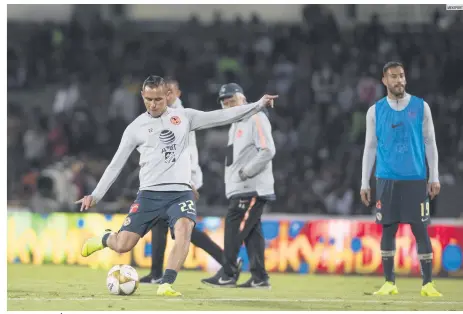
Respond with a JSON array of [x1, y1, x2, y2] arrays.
[[7, 4, 463, 218]]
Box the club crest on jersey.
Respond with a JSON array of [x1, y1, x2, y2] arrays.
[[129, 203, 139, 214], [376, 200, 382, 210], [236, 129, 243, 138], [170, 116, 181, 125]]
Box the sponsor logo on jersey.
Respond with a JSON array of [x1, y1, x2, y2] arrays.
[[159, 130, 175, 145], [159, 129, 177, 163]]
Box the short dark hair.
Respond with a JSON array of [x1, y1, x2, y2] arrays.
[[164, 77, 179, 89], [142, 75, 165, 90], [383, 61, 405, 76]]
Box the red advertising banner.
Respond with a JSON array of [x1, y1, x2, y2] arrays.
[[254, 219, 463, 276]]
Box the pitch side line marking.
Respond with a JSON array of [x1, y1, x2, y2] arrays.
[[7, 297, 463, 304]]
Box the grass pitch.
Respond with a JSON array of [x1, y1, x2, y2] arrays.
[[7, 264, 463, 311]]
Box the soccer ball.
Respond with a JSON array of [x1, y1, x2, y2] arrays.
[[106, 265, 139, 295]]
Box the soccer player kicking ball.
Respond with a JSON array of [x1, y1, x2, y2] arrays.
[[140, 77, 238, 285], [360, 62, 442, 297], [76, 75, 277, 297]]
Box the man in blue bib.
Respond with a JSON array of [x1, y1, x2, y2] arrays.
[[360, 61, 442, 297]]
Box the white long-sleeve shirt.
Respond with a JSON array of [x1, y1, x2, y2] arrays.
[[91, 101, 266, 203], [169, 98, 203, 189], [361, 93, 439, 189], [225, 111, 276, 199]]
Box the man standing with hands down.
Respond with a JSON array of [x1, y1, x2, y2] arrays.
[[76, 76, 278, 297], [202, 83, 276, 289], [360, 62, 442, 297]]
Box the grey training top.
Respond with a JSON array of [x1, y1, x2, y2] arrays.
[[91, 101, 266, 203]]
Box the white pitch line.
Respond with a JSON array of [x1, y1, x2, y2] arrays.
[[7, 297, 463, 305]]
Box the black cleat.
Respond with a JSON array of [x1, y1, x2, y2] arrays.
[[201, 258, 243, 288], [140, 273, 163, 285], [201, 269, 237, 288], [237, 277, 271, 289]]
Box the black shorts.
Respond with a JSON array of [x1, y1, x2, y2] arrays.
[[119, 190, 197, 239], [375, 178, 430, 225]]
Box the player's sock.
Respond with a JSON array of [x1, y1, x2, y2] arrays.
[[102, 232, 111, 248], [381, 250, 396, 282], [381, 223, 399, 283], [191, 228, 223, 265], [162, 269, 177, 284], [411, 223, 433, 285], [418, 253, 433, 285]]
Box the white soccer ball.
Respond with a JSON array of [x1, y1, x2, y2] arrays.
[[106, 265, 139, 295]]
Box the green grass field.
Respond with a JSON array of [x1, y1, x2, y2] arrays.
[[7, 264, 463, 311]]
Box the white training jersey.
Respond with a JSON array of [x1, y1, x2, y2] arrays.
[[90, 101, 266, 203], [169, 97, 203, 189]]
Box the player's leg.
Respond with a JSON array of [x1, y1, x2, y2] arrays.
[[373, 179, 400, 295], [201, 197, 247, 287], [401, 181, 441, 296], [162, 217, 194, 281], [373, 223, 400, 295], [223, 198, 251, 277], [157, 191, 196, 296], [82, 229, 141, 257], [236, 198, 270, 288], [140, 220, 169, 284], [81, 195, 153, 257], [410, 222, 442, 296], [191, 228, 224, 265], [239, 221, 271, 289], [105, 230, 141, 253]]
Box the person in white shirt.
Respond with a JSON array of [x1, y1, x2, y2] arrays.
[[140, 78, 230, 285], [76, 75, 277, 297]]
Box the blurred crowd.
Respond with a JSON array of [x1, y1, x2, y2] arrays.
[[7, 5, 463, 216]]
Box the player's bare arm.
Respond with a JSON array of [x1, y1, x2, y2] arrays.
[[423, 101, 440, 199], [186, 94, 278, 131], [75, 126, 138, 211], [360, 105, 377, 206]]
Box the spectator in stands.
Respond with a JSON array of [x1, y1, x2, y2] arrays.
[[6, 5, 463, 217], [52, 74, 81, 115], [23, 117, 47, 168], [109, 75, 139, 123]]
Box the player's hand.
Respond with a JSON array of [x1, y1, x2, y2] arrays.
[[259, 94, 279, 108], [75, 195, 96, 211], [360, 188, 371, 207], [191, 185, 200, 201], [428, 182, 441, 200], [238, 169, 248, 181]]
